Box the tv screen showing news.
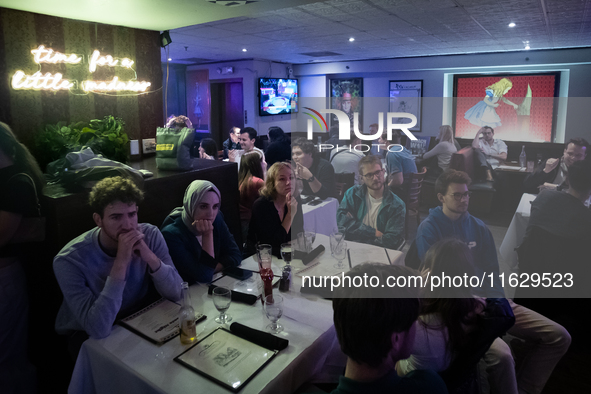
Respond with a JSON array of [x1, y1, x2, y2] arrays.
[[259, 78, 298, 116]]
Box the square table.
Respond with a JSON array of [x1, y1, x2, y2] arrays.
[[68, 235, 403, 394]]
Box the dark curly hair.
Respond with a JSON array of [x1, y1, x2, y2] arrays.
[[435, 169, 472, 196], [89, 176, 144, 217]]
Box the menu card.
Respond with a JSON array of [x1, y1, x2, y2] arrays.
[[119, 298, 205, 344], [175, 327, 277, 392]]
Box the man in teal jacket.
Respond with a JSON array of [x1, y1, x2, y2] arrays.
[[337, 155, 406, 250]]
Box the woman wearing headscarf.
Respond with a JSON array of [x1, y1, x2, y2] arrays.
[[161, 180, 241, 283]]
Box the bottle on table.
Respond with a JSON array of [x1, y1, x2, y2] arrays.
[[519, 145, 527, 168], [179, 282, 197, 344]]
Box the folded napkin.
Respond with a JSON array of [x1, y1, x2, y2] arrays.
[[230, 322, 289, 351], [300, 282, 333, 299], [208, 284, 258, 305], [293, 245, 325, 265]]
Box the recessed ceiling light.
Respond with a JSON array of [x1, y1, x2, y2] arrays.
[[167, 58, 172, 61], [242, 48, 247, 52], [508, 22, 516, 27], [349, 37, 355, 42]]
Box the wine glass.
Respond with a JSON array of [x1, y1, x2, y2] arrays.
[[330, 232, 344, 254], [212, 286, 232, 324], [264, 294, 284, 334], [333, 241, 347, 269], [280, 243, 292, 272]]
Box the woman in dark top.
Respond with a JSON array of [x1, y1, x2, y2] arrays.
[[198, 138, 218, 160], [0, 122, 44, 391], [238, 152, 265, 243], [248, 162, 303, 256], [161, 180, 241, 283]]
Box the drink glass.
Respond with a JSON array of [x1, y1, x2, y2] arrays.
[[212, 286, 232, 324], [297, 232, 314, 253], [257, 244, 273, 299], [280, 243, 292, 271], [333, 241, 347, 269], [330, 232, 344, 254], [264, 294, 284, 334], [527, 160, 535, 172]]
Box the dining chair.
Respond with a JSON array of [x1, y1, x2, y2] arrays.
[[404, 167, 427, 239], [334, 172, 356, 202]]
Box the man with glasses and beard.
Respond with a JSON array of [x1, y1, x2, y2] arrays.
[[337, 155, 406, 249], [415, 169, 570, 394]]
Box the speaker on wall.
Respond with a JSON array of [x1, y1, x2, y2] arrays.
[[160, 31, 172, 48]]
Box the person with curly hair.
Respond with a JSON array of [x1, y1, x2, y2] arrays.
[[53, 176, 182, 357]]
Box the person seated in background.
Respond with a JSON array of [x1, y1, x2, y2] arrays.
[[331, 263, 448, 394], [238, 152, 266, 243], [471, 126, 507, 181], [198, 137, 218, 160], [330, 131, 365, 185], [161, 180, 241, 284], [292, 137, 336, 199], [371, 128, 391, 160], [165, 114, 192, 129], [397, 238, 515, 392], [420, 125, 458, 176], [523, 137, 588, 194], [337, 155, 405, 249], [248, 162, 303, 256], [415, 169, 571, 394], [386, 129, 417, 199], [229, 127, 265, 172], [222, 126, 241, 159], [53, 177, 182, 347], [526, 159, 591, 241], [264, 126, 291, 167], [0, 122, 44, 392]]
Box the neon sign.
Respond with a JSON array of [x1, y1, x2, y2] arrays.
[[31, 45, 82, 64], [82, 77, 151, 92], [89, 50, 134, 72], [12, 45, 150, 93], [12, 71, 73, 90]]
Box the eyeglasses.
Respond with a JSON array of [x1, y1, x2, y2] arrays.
[[565, 151, 585, 160], [362, 169, 385, 180], [448, 191, 472, 201]]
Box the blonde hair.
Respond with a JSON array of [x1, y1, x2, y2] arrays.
[[487, 78, 513, 97], [438, 125, 455, 143], [259, 161, 293, 200]]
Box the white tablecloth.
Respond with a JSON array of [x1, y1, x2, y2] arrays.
[[68, 235, 403, 394], [499, 193, 536, 276], [301, 197, 339, 236]]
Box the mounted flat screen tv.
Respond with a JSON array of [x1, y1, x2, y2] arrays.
[[259, 78, 298, 116]]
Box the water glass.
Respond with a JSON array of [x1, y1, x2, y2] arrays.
[[264, 294, 284, 334], [212, 286, 232, 324], [297, 232, 314, 253], [333, 241, 347, 270], [256, 244, 273, 270], [330, 232, 344, 254]]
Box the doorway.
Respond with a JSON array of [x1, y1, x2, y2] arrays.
[[210, 79, 244, 149]]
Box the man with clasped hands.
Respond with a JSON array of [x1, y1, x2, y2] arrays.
[[53, 176, 182, 357]]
